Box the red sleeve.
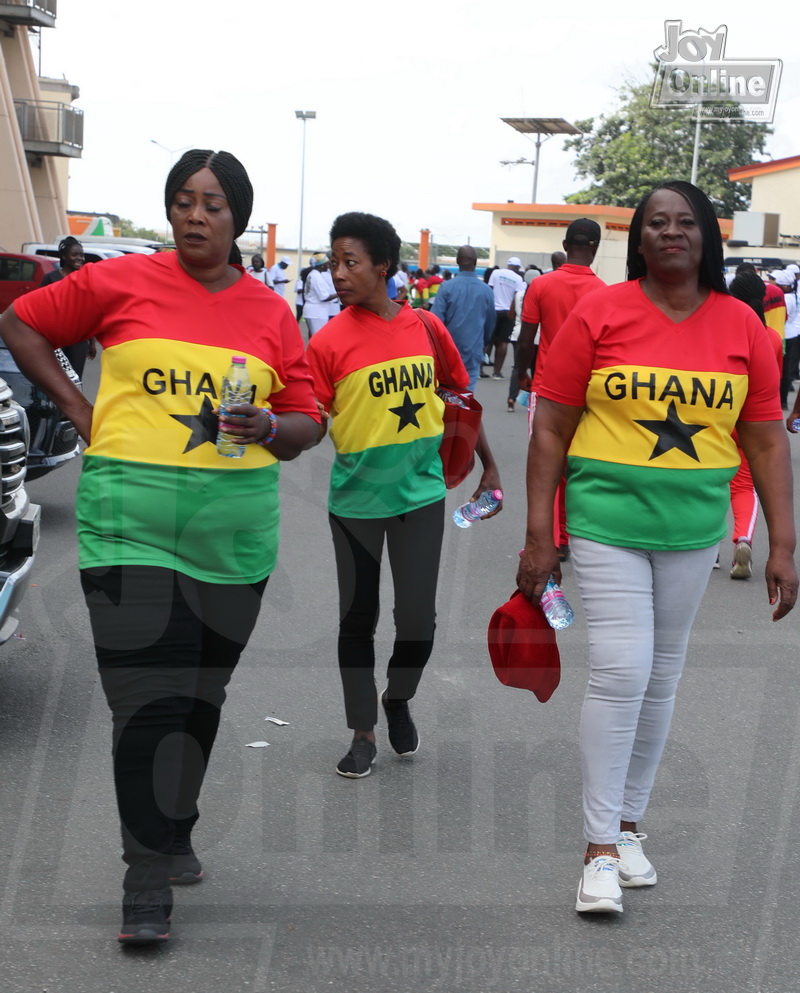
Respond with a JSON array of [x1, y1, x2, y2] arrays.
[[521, 281, 541, 324], [268, 308, 321, 420], [305, 335, 335, 410], [425, 311, 470, 390], [14, 261, 105, 347], [536, 309, 593, 405], [738, 317, 783, 421]]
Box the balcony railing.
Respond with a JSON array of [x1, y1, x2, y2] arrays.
[[14, 99, 83, 158], [0, 0, 57, 28]]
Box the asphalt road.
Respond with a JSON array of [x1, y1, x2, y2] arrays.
[[1, 362, 799, 993]]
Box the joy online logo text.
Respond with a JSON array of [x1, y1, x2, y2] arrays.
[[650, 22, 781, 122]]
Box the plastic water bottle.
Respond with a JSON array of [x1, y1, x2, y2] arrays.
[[437, 388, 469, 408], [452, 489, 503, 528], [540, 576, 575, 630], [792, 418, 800, 433], [517, 389, 530, 408], [216, 356, 253, 458]]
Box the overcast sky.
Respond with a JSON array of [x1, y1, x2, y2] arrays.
[[38, 1, 799, 251]]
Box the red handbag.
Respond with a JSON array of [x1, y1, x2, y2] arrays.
[[417, 310, 483, 489]]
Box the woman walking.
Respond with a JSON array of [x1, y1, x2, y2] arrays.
[[307, 212, 501, 778], [0, 150, 320, 943], [517, 181, 796, 914]]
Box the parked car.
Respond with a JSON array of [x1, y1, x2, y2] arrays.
[[0, 348, 81, 480], [0, 252, 58, 312], [0, 252, 82, 480], [0, 376, 40, 642], [21, 242, 125, 264]]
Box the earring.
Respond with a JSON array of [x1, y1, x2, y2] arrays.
[[380, 270, 387, 277]]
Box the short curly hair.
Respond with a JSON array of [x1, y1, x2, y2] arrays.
[[329, 212, 401, 280]]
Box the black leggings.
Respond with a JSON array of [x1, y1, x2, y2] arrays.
[[329, 500, 445, 730], [81, 565, 267, 891]]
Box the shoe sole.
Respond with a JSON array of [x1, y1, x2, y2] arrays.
[[168, 870, 204, 885], [575, 889, 623, 913], [335, 760, 375, 779], [619, 870, 657, 888], [730, 543, 752, 580], [118, 927, 169, 944]]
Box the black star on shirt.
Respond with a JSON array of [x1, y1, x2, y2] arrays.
[[170, 395, 219, 453], [389, 390, 425, 432], [634, 399, 708, 462]]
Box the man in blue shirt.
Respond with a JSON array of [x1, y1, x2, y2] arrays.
[[431, 246, 496, 389]]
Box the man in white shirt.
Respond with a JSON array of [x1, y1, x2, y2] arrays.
[[303, 255, 338, 338], [268, 255, 292, 296], [488, 256, 523, 379]]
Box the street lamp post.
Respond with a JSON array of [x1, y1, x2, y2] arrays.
[[500, 118, 581, 203], [295, 111, 316, 275], [500, 157, 537, 200]]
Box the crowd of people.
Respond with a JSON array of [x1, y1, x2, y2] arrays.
[[0, 158, 796, 941]]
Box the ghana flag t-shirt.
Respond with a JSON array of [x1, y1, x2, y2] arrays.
[[15, 252, 319, 582], [306, 303, 470, 518], [538, 280, 781, 551]]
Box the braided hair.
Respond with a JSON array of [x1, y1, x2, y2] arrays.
[[164, 149, 253, 261], [57, 236, 82, 265], [626, 180, 727, 293], [729, 269, 767, 325]]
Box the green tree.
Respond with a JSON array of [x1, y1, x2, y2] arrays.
[[564, 78, 771, 216], [118, 217, 164, 242]]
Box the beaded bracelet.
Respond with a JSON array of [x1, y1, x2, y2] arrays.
[[257, 407, 278, 448]]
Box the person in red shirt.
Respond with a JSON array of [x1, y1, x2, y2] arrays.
[[517, 218, 604, 557], [425, 265, 444, 304], [517, 181, 796, 917], [410, 268, 429, 309]]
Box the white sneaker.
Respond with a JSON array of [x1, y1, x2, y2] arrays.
[[730, 540, 752, 579], [575, 856, 623, 913], [617, 832, 657, 887]]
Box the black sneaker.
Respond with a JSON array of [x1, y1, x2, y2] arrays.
[[168, 836, 204, 885], [336, 737, 377, 778], [118, 887, 172, 944], [381, 691, 420, 757]]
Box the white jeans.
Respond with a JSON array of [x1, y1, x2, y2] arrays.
[[570, 536, 718, 843], [305, 316, 330, 337]]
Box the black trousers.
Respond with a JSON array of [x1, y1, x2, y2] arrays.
[[329, 500, 444, 730], [81, 565, 267, 891], [781, 336, 800, 407]]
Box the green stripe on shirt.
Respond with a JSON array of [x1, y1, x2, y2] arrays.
[[328, 436, 445, 518], [565, 456, 735, 550], [77, 455, 280, 583]]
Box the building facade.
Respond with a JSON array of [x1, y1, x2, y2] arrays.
[[0, 1, 82, 252]]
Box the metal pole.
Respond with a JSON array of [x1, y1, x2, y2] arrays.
[[532, 133, 543, 203], [690, 104, 702, 186], [298, 117, 307, 277]]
